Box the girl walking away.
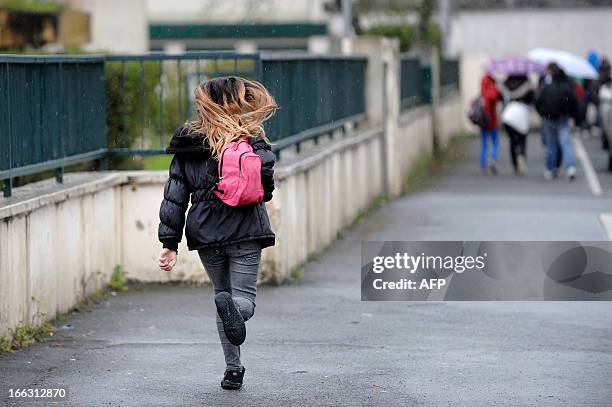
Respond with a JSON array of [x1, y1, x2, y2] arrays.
[[157, 77, 277, 390], [479, 73, 501, 174], [500, 75, 535, 176]]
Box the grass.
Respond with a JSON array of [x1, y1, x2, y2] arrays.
[[142, 155, 172, 171], [288, 266, 304, 284], [402, 133, 468, 193], [0, 311, 54, 353], [352, 194, 388, 226], [110, 265, 128, 292], [1, 264, 129, 353], [0, 337, 9, 352], [0, 0, 62, 13], [1, 291, 109, 353]]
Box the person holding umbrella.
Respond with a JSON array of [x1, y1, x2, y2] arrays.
[[500, 75, 535, 175], [486, 57, 543, 176], [535, 63, 579, 180], [528, 48, 598, 81]]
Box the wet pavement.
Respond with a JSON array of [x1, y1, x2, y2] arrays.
[[1, 133, 611, 407]]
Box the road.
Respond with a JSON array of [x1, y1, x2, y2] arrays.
[[1, 133, 611, 407]]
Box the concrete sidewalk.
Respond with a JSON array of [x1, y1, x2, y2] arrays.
[[1, 135, 612, 406]]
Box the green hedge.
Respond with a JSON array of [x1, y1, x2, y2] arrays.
[[0, 0, 62, 13], [365, 24, 441, 52], [105, 61, 184, 168], [366, 25, 415, 52]]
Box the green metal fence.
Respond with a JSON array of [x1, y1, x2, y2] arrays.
[[400, 57, 459, 110], [105, 52, 367, 155], [260, 54, 366, 152], [0, 52, 259, 197], [440, 58, 460, 91], [0, 51, 405, 197], [420, 65, 432, 104], [400, 57, 422, 109], [105, 52, 260, 157], [0, 55, 107, 197]]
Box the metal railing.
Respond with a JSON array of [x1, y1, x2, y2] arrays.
[[105, 52, 367, 156], [1, 55, 107, 197], [400, 56, 422, 109], [1, 51, 368, 197], [400, 56, 459, 110], [260, 53, 367, 153], [105, 52, 261, 157], [440, 58, 460, 94], [0, 52, 259, 197], [420, 65, 433, 104]]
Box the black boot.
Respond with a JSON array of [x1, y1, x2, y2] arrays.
[[214, 292, 246, 346], [221, 367, 245, 390]]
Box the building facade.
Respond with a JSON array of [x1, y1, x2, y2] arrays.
[[146, 0, 335, 52]]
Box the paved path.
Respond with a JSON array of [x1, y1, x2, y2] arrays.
[[1, 134, 612, 407]]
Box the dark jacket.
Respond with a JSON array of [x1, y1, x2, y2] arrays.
[[535, 71, 578, 121], [503, 75, 535, 105], [158, 126, 276, 252]]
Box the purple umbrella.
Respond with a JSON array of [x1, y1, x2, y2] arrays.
[[485, 56, 545, 76]]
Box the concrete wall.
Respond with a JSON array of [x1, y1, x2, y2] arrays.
[[264, 127, 385, 282], [436, 92, 464, 147], [0, 176, 123, 337], [119, 175, 206, 284], [79, 0, 149, 53], [449, 8, 612, 59], [146, 0, 328, 24], [394, 92, 462, 185], [449, 8, 612, 133], [398, 105, 434, 178], [353, 37, 402, 197]]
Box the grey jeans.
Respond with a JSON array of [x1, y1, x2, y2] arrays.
[[198, 241, 261, 371]]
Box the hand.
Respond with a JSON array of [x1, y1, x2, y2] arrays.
[[159, 248, 177, 272]]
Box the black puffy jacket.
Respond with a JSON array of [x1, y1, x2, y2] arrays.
[[536, 75, 578, 120], [158, 126, 276, 251]]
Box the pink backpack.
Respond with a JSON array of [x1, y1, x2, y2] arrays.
[[213, 139, 264, 206]]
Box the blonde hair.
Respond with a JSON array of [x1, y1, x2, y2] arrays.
[[188, 76, 277, 158]]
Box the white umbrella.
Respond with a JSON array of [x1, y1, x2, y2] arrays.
[[528, 48, 598, 79]]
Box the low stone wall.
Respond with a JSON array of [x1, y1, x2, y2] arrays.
[[119, 173, 207, 284], [116, 126, 387, 285], [397, 105, 435, 179], [0, 175, 123, 335], [393, 91, 462, 188], [436, 91, 464, 147], [265, 126, 385, 283]]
